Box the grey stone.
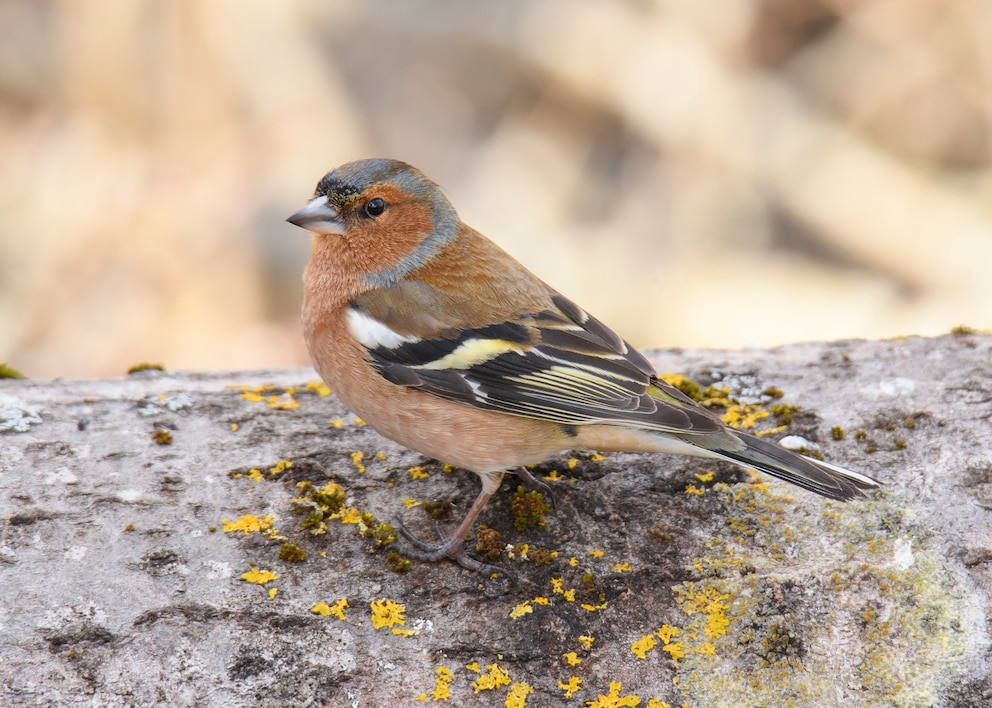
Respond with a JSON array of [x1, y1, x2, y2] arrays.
[[1, 334, 989, 706]]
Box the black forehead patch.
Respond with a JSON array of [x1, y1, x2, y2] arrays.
[[313, 159, 414, 207], [314, 176, 362, 207]]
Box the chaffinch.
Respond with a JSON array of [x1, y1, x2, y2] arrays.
[[288, 158, 879, 572]]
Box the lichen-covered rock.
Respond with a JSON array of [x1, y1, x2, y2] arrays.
[[1, 335, 990, 706]]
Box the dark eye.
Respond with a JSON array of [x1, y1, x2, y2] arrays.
[[364, 198, 386, 218]]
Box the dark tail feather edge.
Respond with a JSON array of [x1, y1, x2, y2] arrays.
[[715, 433, 880, 502]]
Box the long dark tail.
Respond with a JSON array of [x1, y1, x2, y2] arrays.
[[714, 432, 880, 501]]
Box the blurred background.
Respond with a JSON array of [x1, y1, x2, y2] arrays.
[[1, 0, 990, 379]]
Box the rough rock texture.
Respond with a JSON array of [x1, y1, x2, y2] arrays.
[[1, 334, 990, 707]]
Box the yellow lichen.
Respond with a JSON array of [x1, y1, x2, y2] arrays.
[[269, 460, 292, 476], [408, 466, 429, 480], [678, 584, 731, 641], [240, 568, 277, 585], [336, 508, 364, 524], [312, 598, 348, 620], [611, 562, 632, 573], [509, 601, 534, 620], [305, 380, 332, 396], [559, 677, 583, 699], [551, 578, 577, 602], [327, 598, 349, 620], [429, 666, 453, 701], [351, 451, 366, 473], [631, 634, 657, 659], [578, 635, 596, 649], [586, 680, 641, 707], [471, 663, 511, 693], [266, 392, 299, 410], [563, 651, 582, 666], [369, 599, 406, 630], [656, 625, 680, 644], [222, 514, 274, 535], [505, 682, 533, 707]]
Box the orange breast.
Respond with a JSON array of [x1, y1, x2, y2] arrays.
[[303, 300, 573, 474]]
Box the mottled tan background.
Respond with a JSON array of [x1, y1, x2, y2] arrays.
[[1, 0, 990, 379]]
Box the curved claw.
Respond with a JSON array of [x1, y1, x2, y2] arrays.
[[392, 514, 514, 580], [514, 466, 557, 509], [395, 515, 441, 552]]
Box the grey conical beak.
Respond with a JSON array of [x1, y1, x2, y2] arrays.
[[286, 195, 345, 235]]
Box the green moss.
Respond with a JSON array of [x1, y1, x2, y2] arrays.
[[422, 499, 453, 520], [949, 324, 978, 335], [769, 404, 798, 426], [291, 481, 346, 534], [0, 362, 25, 379], [830, 426, 845, 440], [151, 428, 173, 445], [278, 542, 307, 563], [510, 486, 548, 532], [300, 511, 328, 536], [361, 521, 397, 549], [475, 524, 503, 559], [127, 362, 165, 374], [661, 374, 704, 401], [386, 550, 411, 573], [529, 548, 555, 566]]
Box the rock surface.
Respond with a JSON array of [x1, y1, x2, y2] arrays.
[[1, 334, 990, 707]]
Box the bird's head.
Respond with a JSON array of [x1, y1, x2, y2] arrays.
[[288, 159, 459, 288]]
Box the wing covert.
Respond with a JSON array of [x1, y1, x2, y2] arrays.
[[349, 291, 724, 435]]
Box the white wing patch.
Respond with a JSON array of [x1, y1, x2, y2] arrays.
[[346, 308, 417, 350]]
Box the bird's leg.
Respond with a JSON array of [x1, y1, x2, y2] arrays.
[[395, 472, 508, 575], [513, 465, 556, 509]]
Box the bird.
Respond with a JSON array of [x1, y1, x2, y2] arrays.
[[287, 158, 880, 572]]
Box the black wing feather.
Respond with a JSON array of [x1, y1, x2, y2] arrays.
[[362, 294, 725, 435]]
